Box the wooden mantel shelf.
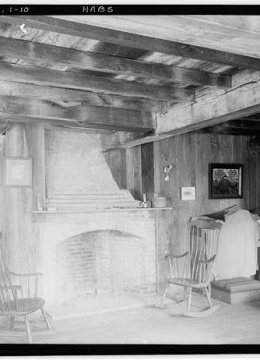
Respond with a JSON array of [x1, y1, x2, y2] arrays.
[[31, 207, 173, 214]]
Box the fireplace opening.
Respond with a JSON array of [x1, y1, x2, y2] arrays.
[[56, 230, 156, 301]]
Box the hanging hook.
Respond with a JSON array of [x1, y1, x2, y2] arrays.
[[163, 164, 174, 181]]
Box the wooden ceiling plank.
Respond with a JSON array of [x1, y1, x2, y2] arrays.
[[199, 128, 259, 135], [0, 36, 231, 88], [200, 120, 260, 135], [0, 96, 155, 132], [0, 81, 163, 112], [230, 117, 260, 122], [0, 63, 194, 102], [226, 120, 260, 128], [0, 15, 260, 71]]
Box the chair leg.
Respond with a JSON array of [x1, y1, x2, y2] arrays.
[[187, 287, 192, 312], [205, 286, 212, 308], [155, 284, 169, 308], [183, 286, 187, 301], [161, 284, 169, 303], [10, 316, 15, 331], [24, 315, 32, 344], [41, 307, 52, 330], [208, 284, 212, 298]]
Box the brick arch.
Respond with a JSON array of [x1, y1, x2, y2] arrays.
[[55, 229, 147, 302]]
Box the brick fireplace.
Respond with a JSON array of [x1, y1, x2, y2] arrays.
[[32, 210, 158, 304], [4, 127, 172, 305]]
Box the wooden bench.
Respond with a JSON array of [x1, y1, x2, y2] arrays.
[[211, 277, 260, 304]]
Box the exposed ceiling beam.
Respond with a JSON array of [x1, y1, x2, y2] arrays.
[[0, 36, 231, 88], [1, 16, 260, 71], [0, 96, 155, 132], [1, 116, 118, 132], [0, 81, 163, 112], [103, 70, 260, 149], [0, 63, 194, 102], [156, 70, 260, 134]]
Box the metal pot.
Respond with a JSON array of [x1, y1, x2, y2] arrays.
[[152, 196, 169, 208]]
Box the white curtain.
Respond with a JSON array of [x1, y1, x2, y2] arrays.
[[212, 209, 259, 280]]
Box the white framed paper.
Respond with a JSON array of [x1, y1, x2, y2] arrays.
[[181, 187, 195, 201], [4, 157, 32, 187]]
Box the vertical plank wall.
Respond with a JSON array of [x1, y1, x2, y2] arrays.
[[103, 149, 127, 190], [104, 133, 252, 291], [247, 136, 260, 210], [25, 123, 46, 210], [3, 124, 45, 272], [0, 135, 4, 237], [141, 142, 154, 202], [104, 143, 154, 203], [126, 147, 143, 201], [247, 136, 260, 268], [153, 132, 249, 257], [4, 125, 32, 270], [104, 147, 143, 201], [152, 132, 251, 291]]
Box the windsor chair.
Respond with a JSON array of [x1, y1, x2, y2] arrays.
[[0, 232, 52, 343], [159, 218, 222, 317]]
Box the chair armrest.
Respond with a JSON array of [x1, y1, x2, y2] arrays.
[[197, 254, 216, 264], [9, 271, 43, 277], [165, 251, 189, 259], [171, 251, 189, 259], [166, 251, 189, 279], [0, 285, 21, 290]]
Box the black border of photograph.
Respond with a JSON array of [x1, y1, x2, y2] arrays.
[[208, 163, 243, 199]]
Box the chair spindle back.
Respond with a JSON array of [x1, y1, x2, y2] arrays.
[[0, 232, 18, 313], [189, 221, 221, 284]]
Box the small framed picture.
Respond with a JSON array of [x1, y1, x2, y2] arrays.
[[209, 163, 243, 199], [4, 157, 32, 187], [181, 187, 196, 201]]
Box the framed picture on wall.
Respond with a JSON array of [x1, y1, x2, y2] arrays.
[[4, 157, 32, 187], [209, 163, 243, 199], [181, 187, 196, 201]]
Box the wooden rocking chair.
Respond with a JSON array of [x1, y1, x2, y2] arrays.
[[0, 232, 52, 343], [159, 218, 222, 317]]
